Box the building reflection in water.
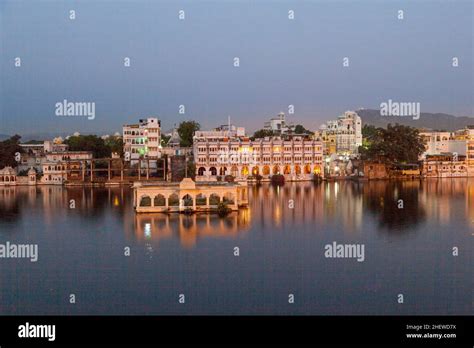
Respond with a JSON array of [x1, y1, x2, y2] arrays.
[[3, 179, 474, 244], [361, 180, 427, 233], [132, 210, 251, 248]]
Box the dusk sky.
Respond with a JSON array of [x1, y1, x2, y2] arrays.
[[1, 0, 472, 137]]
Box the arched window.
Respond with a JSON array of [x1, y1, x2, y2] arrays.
[[223, 192, 235, 204], [209, 167, 217, 176], [168, 193, 179, 206], [182, 194, 193, 207], [140, 195, 152, 207], [231, 165, 238, 177], [154, 194, 166, 206], [196, 193, 207, 206], [209, 193, 220, 205], [198, 167, 206, 176]]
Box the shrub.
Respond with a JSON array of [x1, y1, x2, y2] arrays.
[[217, 202, 231, 217], [271, 174, 285, 185]]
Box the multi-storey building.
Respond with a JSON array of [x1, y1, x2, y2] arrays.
[[316, 111, 362, 155], [123, 117, 161, 164], [465, 126, 474, 176], [422, 154, 468, 178], [194, 134, 324, 181], [419, 131, 466, 159]]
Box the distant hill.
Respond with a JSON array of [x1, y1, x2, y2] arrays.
[[357, 109, 474, 131], [0, 134, 11, 141]]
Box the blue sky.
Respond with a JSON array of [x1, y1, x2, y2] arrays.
[[1, 0, 472, 137]]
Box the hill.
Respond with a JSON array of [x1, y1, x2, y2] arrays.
[[357, 109, 474, 131]]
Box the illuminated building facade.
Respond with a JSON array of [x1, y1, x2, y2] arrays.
[[193, 134, 324, 181], [123, 117, 161, 164], [316, 111, 362, 155]]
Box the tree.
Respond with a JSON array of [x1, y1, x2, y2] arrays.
[[251, 129, 274, 140], [293, 124, 313, 135], [359, 123, 425, 164], [161, 134, 171, 147], [359, 124, 378, 153], [65, 135, 111, 158], [178, 121, 200, 147], [104, 135, 123, 157], [0, 135, 22, 169]]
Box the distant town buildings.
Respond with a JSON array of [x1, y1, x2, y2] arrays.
[[264, 112, 294, 134], [18, 140, 92, 174], [316, 111, 362, 155], [194, 122, 246, 141], [123, 117, 161, 164]]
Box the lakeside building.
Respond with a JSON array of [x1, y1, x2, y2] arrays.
[[0, 167, 37, 186], [422, 154, 467, 178], [419, 131, 466, 159], [264, 112, 294, 134], [18, 140, 73, 172], [123, 117, 161, 165], [133, 178, 248, 213], [316, 111, 362, 156], [193, 133, 324, 181]]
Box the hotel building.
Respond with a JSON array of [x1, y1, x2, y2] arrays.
[[193, 133, 324, 181], [123, 117, 161, 164]]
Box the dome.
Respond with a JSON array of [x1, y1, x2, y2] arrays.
[[0, 166, 16, 175]]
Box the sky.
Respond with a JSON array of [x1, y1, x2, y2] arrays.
[[0, 0, 473, 137]]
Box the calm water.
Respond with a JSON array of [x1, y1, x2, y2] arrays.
[[0, 180, 472, 315]]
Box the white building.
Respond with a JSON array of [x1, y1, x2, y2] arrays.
[[194, 121, 246, 141], [264, 112, 294, 134], [18, 140, 84, 172], [41, 163, 67, 184], [419, 131, 466, 159], [123, 117, 161, 164], [316, 111, 362, 155]]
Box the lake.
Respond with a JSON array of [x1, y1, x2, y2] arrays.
[[0, 180, 472, 315]]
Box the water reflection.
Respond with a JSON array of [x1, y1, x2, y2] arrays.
[[2, 179, 474, 242], [362, 180, 426, 232], [132, 211, 251, 248]]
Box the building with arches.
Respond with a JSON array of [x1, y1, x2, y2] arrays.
[[193, 134, 324, 182], [0, 167, 17, 186], [133, 178, 248, 213]]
